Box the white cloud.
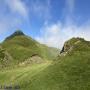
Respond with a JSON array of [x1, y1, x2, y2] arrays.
[[0, 0, 28, 39], [35, 22, 66, 48], [35, 21, 90, 49], [5, 0, 28, 18], [35, 0, 90, 49], [0, 16, 21, 34], [0, 16, 22, 42], [35, 0, 76, 49]]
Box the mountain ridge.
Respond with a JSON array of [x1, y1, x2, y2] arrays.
[[0, 30, 59, 67], [5, 30, 25, 41]]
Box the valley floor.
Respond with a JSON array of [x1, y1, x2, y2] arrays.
[[0, 61, 52, 90]]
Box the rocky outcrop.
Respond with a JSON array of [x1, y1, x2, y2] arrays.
[[60, 37, 84, 54], [19, 55, 44, 66]]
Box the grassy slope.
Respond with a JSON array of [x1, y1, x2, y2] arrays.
[[1, 35, 59, 65], [20, 39, 90, 90], [0, 38, 90, 90], [0, 61, 51, 89]]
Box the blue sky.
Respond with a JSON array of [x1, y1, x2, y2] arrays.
[[0, 0, 90, 48]]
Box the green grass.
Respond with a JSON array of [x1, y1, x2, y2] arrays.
[[21, 52, 90, 90], [0, 49, 89, 90], [0, 36, 90, 90], [0, 61, 52, 89], [1, 35, 59, 65], [24, 39, 90, 90]]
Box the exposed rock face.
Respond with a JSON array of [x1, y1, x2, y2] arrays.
[[19, 54, 44, 66], [60, 37, 84, 54]]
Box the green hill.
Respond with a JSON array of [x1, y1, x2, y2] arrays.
[[26, 38, 90, 90], [0, 37, 90, 90], [0, 30, 59, 66], [22, 38, 90, 90]]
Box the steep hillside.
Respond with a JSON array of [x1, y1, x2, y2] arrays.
[[1, 30, 59, 65]]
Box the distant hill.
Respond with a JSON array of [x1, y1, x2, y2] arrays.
[[0, 30, 59, 67]]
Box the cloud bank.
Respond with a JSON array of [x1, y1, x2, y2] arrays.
[[36, 21, 90, 48], [0, 0, 90, 48], [35, 0, 90, 48], [5, 0, 28, 18]]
